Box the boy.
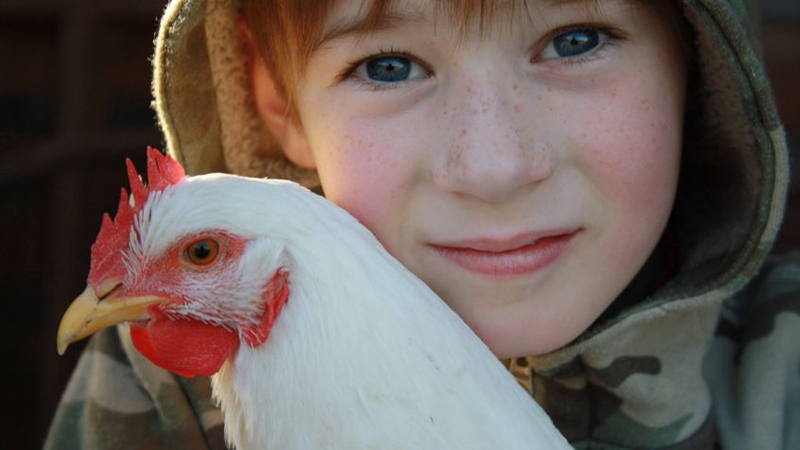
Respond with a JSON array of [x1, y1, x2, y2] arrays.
[[47, 0, 797, 448]]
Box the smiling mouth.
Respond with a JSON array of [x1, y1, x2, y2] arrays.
[[429, 230, 580, 276]]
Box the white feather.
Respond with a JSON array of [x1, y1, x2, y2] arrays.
[[134, 174, 570, 450]]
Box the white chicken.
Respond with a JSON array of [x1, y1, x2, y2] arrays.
[[57, 148, 570, 449]]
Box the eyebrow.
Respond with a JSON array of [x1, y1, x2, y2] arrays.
[[546, 0, 604, 5], [314, 10, 428, 51]]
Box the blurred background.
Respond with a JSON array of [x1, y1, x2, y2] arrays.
[[0, 0, 797, 448]]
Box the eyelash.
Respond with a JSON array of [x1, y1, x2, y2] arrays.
[[536, 23, 626, 66], [335, 24, 626, 90], [335, 46, 425, 91]]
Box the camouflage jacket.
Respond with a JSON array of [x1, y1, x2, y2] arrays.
[[46, 0, 797, 448], [44, 254, 800, 450]]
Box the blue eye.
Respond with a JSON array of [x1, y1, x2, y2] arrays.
[[352, 53, 428, 85], [366, 56, 411, 82], [540, 29, 606, 60]]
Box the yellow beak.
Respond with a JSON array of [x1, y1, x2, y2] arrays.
[[57, 282, 172, 355]]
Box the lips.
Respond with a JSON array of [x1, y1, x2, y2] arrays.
[[429, 230, 579, 276]]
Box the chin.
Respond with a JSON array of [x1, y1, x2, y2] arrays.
[[454, 296, 595, 359]]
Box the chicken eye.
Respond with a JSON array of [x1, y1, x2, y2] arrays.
[[186, 239, 219, 266]]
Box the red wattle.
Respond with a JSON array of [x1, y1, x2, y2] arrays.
[[130, 309, 239, 378], [242, 269, 290, 347]]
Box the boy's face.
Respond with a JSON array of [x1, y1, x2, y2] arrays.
[[284, 0, 686, 357]]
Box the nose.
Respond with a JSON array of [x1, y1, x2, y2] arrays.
[[432, 76, 554, 203]]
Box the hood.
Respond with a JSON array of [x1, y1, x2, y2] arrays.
[[151, 0, 789, 443], [153, 0, 320, 188]]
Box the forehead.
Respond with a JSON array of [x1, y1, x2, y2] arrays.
[[325, 0, 606, 19]]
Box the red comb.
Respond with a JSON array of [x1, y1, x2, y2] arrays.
[[88, 147, 186, 287]]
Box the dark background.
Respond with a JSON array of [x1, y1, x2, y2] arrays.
[[0, 1, 797, 448]]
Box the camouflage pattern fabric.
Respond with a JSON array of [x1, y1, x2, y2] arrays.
[[507, 255, 800, 449], [45, 326, 227, 450], [45, 0, 797, 447]]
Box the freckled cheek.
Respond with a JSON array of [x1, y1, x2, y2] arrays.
[[576, 96, 682, 214], [571, 93, 682, 263], [311, 124, 414, 236]]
